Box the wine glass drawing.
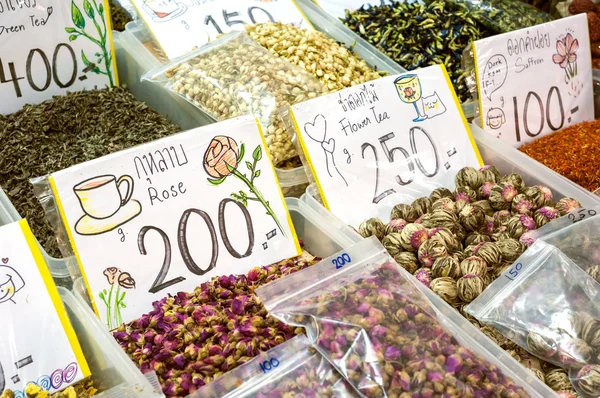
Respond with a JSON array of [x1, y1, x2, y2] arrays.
[[395, 74, 427, 122]]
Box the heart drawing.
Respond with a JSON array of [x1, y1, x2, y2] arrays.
[[303, 114, 348, 187]]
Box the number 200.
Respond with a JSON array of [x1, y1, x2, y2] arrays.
[[332, 253, 351, 269]]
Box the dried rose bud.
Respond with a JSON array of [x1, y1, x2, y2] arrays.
[[586, 265, 600, 283], [399, 223, 428, 252], [545, 368, 572, 391], [522, 185, 552, 209], [520, 231, 537, 247], [457, 274, 484, 303], [429, 277, 458, 304], [533, 206, 560, 228], [455, 166, 484, 189], [385, 218, 408, 235], [358, 218, 386, 241], [414, 268, 433, 288], [432, 255, 461, 279], [479, 165, 501, 183], [511, 194, 534, 215], [556, 197, 582, 216], [459, 203, 486, 232], [431, 197, 457, 214], [527, 331, 558, 359], [429, 187, 454, 202], [506, 215, 536, 239], [411, 197, 432, 217], [500, 173, 525, 192], [459, 256, 488, 278], [496, 238, 526, 262], [394, 252, 419, 274], [391, 203, 418, 222], [418, 238, 448, 268], [464, 232, 491, 246], [576, 364, 600, 397]]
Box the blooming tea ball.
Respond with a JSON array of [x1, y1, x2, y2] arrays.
[[428, 227, 461, 251], [429, 277, 458, 303], [459, 256, 488, 278], [391, 203, 417, 222], [478, 182, 496, 200], [479, 165, 501, 183], [382, 232, 404, 257], [465, 232, 491, 246], [414, 267, 433, 287], [449, 222, 467, 243], [431, 255, 461, 279], [489, 183, 518, 211], [534, 206, 560, 228], [457, 274, 484, 302], [511, 194, 533, 216], [358, 218, 386, 240], [501, 172, 525, 192], [520, 231, 537, 247], [472, 200, 494, 216], [385, 218, 408, 236], [558, 338, 593, 366], [455, 166, 484, 189], [422, 209, 458, 229], [527, 331, 558, 359], [464, 242, 485, 257], [399, 223, 428, 252], [523, 185, 552, 209], [587, 265, 600, 283], [529, 368, 546, 383], [394, 252, 418, 274], [429, 187, 454, 202], [417, 238, 448, 268], [556, 197, 582, 216], [576, 365, 600, 397], [506, 215, 536, 239], [496, 238, 526, 262], [431, 197, 456, 213], [411, 197, 432, 217], [545, 368, 572, 391], [455, 185, 477, 203], [459, 203, 486, 232], [582, 317, 600, 350], [493, 210, 512, 227], [476, 242, 502, 267]]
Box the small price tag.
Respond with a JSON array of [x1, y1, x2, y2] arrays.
[[313, 0, 393, 19], [0, 220, 90, 395], [131, 0, 312, 59], [474, 15, 594, 146], [48, 116, 300, 329], [292, 65, 482, 228], [0, 0, 118, 115]]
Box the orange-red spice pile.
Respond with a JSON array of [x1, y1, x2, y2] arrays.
[[519, 120, 600, 192]]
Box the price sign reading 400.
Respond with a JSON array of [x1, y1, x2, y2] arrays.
[[0, 0, 118, 115], [474, 14, 594, 146], [291, 65, 483, 228]]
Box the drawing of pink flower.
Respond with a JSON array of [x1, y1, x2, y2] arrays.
[[553, 33, 579, 80]]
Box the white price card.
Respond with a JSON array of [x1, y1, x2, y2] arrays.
[[0, 220, 90, 396], [313, 0, 393, 19], [0, 0, 118, 115], [474, 14, 594, 147], [292, 65, 482, 228], [131, 0, 312, 59], [49, 116, 300, 329]]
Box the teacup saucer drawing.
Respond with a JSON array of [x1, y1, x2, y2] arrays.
[[75, 200, 142, 236], [151, 4, 187, 22]]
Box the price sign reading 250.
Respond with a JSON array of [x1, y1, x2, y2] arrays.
[[0, 43, 91, 98]]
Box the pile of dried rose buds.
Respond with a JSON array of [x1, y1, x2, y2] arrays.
[[112, 252, 319, 397]]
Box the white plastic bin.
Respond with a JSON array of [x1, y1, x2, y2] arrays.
[[59, 286, 163, 398]]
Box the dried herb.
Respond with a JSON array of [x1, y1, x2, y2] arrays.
[[0, 378, 97, 398], [109, 0, 132, 32], [519, 120, 600, 192], [0, 87, 181, 258], [341, 0, 496, 103]]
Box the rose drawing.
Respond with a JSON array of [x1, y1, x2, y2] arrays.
[[204, 136, 285, 236], [99, 267, 136, 330], [552, 33, 579, 81]]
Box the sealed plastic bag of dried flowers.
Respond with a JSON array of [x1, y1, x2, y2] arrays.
[[466, 239, 600, 397], [192, 334, 357, 398], [257, 237, 538, 398]]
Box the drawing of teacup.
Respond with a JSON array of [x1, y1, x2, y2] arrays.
[[74, 175, 134, 220], [143, 0, 184, 19]]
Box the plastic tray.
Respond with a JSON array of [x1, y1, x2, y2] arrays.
[[290, 199, 557, 397], [59, 286, 163, 398]]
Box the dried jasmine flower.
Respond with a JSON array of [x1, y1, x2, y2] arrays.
[[394, 252, 419, 274], [457, 274, 485, 303], [556, 198, 582, 216], [576, 364, 600, 397], [545, 368, 574, 391], [358, 218, 386, 241], [512, 194, 534, 215], [417, 238, 448, 268], [411, 197, 432, 217], [506, 215, 536, 239], [432, 197, 457, 213], [390, 203, 417, 222], [399, 223, 428, 252], [489, 183, 518, 210], [385, 218, 408, 236], [480, 165, 501, 183], [414, 267, 433, 288], [429, 277, 458, 303], [460, 256, 488, 278], [429, 187, 454, 202], [432, 255, 461, 279], [527, 331, 558, 359], [455, 166, 484, 189], [501, 173, 525, 192], [534, 206, 560, 228]]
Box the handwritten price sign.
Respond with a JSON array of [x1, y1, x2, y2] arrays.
[[48, 116, 300, 329], [292, 65, 482, 228], [0, 220, 89, 396], [0, 0, 118, 115], [131, 0, 312, 59], [474, 14, 593, 146]]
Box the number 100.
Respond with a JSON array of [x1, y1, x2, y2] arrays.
[[513, 86, 565, 142]]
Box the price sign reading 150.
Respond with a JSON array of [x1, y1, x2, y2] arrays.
[[202, 7, 275, 34], [0, 43, 95, 98]]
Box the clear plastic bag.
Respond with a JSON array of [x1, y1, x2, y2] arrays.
[[444, 0, 554, 34], [142, 31, 328, 167], [257, 236, 554, 398], [193, 334, 358, 398], [466, 239, 600, 397]]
